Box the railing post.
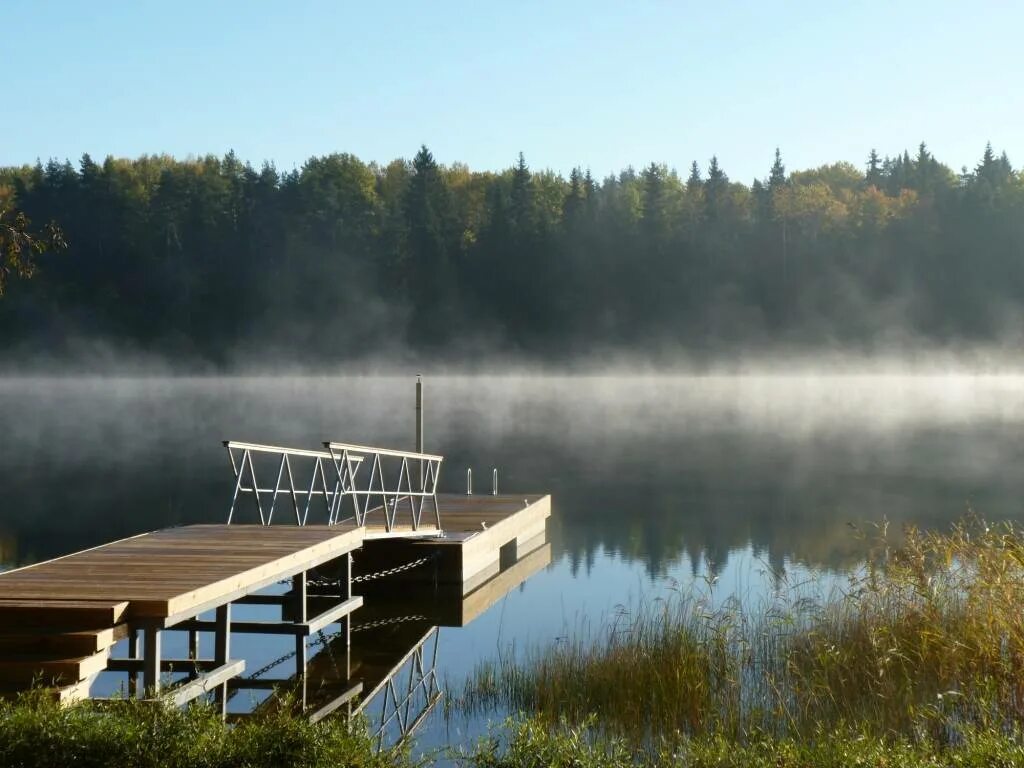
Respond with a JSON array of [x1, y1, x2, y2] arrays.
[[415, 375, 424, 491], [466, 468, 472, 496]]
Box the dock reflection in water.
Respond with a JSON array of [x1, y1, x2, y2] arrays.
[[0, 537, 552, 750]]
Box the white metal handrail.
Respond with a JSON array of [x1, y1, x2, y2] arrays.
[[224, 441, 364, 525], [325, 442, 442, 533]]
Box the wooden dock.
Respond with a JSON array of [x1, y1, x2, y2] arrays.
[[0, 525, 364, 704], [0, 494, 550, 710]]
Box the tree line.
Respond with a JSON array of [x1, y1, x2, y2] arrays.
[[1, 143, 1022, 364]]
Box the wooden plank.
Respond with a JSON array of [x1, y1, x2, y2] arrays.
[[0, 624, 127, 656], [0, 600, 129, 627], [0, 649, 109, 685], [162, 660, 245, 708], [307, 682, 363, 724]]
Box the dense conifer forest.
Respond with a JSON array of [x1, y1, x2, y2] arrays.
[[1, 143, 1021, 364]]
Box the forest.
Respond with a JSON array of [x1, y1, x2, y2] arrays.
[[1, 143, 1022, 365]]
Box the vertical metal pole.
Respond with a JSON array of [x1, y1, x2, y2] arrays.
[[214, 604, 231, 716], [466, 468, 472, 495], [415, 375, 424, 490], [493, 468, 498, 496], [143, 626, 162, 695]]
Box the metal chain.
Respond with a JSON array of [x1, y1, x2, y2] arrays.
[[244, 650, 296, 682], [351, 614, 428, 633], [229, 629, 344, 700], [350, 554, 436, 583]]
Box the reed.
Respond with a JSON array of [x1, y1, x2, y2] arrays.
[[456, 516, 1024, 746], [458, 715, 1024, 768]]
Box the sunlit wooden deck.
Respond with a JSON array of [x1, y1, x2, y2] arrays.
[[0, 525, 364, 621], [0, 492, 550, 710], [0, 525, 365, 701]]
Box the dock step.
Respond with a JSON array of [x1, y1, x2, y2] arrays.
[[0, 600, 129, 628], [0, 650, 109, 685], [0, 624, 127, 656], [0, 674, 98, 703]]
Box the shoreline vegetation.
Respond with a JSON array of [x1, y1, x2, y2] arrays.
[[452, 516, 1024, 765], [6, 517, 1024, 766]]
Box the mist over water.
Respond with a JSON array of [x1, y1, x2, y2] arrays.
[[2, 370, 1022, 568]]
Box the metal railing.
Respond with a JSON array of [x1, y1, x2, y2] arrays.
[[225, 440, 443, 533], [224, 441, 363, 525], [325, 442, 442, 533], [355, 625, 441, 751]]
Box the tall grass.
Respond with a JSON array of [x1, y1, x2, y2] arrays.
[[456, 517, 1024, 745], [458, 715, 1024, 768]]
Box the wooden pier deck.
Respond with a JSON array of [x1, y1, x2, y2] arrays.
[[0, 525, 365, 701], [0, 491, 550, 711], [0, 525, 363, 621]]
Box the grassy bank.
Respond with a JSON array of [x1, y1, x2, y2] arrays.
[[460, 716, 1024, 768], [0, 691, 407, 768], [5, 695, 1024, 768], [456, 517, 1024, 748]]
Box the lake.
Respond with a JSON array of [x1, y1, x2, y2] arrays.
[[2, 373, 1023, 750]]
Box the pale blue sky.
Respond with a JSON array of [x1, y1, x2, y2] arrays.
[[2, 1, 1021, 182]]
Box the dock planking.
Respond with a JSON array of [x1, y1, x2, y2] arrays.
[[0, 525, 364, 620]]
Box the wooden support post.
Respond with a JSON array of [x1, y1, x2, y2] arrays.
[[188, 627, 200, 681], [293, 572, 307, 677], [143, 626, 162, 694], [342, 553, 352, 648], [293, 571, 308, 710], [214, 604, 231, 715], [127, 628, 141, 698]]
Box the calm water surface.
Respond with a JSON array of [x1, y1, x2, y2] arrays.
[[2, 373, 1023, 750]]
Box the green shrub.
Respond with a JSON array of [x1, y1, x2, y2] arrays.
[[0, 690, 408, 768]]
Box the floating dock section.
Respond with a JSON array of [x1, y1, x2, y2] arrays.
[[354, 494, 550, 594]]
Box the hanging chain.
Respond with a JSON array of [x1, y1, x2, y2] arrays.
[[351, 554, 436, 584], [352, 614, 428, 633]]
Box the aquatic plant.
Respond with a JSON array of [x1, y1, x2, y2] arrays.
[[455, 516, 1024, 745], [458, 715, 1024, 768]]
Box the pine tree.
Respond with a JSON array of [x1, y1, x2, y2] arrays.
[[866, 149, 882, 187], [510, 152, 533, 235], [686, 161, 702, 192], [768, 148, 786, 190], [704, 156, 728, 219], [563, 167, 585, 224]]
